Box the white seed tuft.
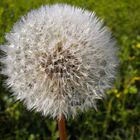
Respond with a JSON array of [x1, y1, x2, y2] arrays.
[[0, 4, 118, 119]]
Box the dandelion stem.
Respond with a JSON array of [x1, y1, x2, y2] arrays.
[[58, 114, 67, 140]]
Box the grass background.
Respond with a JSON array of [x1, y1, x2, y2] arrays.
[[0, 0, 140, 139]]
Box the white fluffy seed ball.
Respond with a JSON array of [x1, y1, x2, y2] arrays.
[[0, 4, 118, 119]]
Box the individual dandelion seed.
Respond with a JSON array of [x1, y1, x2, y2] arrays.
[[0, 4, 119, 140]]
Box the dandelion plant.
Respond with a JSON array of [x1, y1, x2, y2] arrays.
[[0, 4, 118, 140]]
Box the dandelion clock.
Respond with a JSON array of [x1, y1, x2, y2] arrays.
[[0, 4, 118, 140]]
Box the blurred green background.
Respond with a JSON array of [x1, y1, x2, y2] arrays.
[[0, 0, 140, 140]]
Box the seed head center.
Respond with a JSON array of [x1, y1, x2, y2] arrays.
[[40, 42, 82, 80]]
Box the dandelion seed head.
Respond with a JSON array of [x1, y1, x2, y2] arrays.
[[0, 4, 118, 119]]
